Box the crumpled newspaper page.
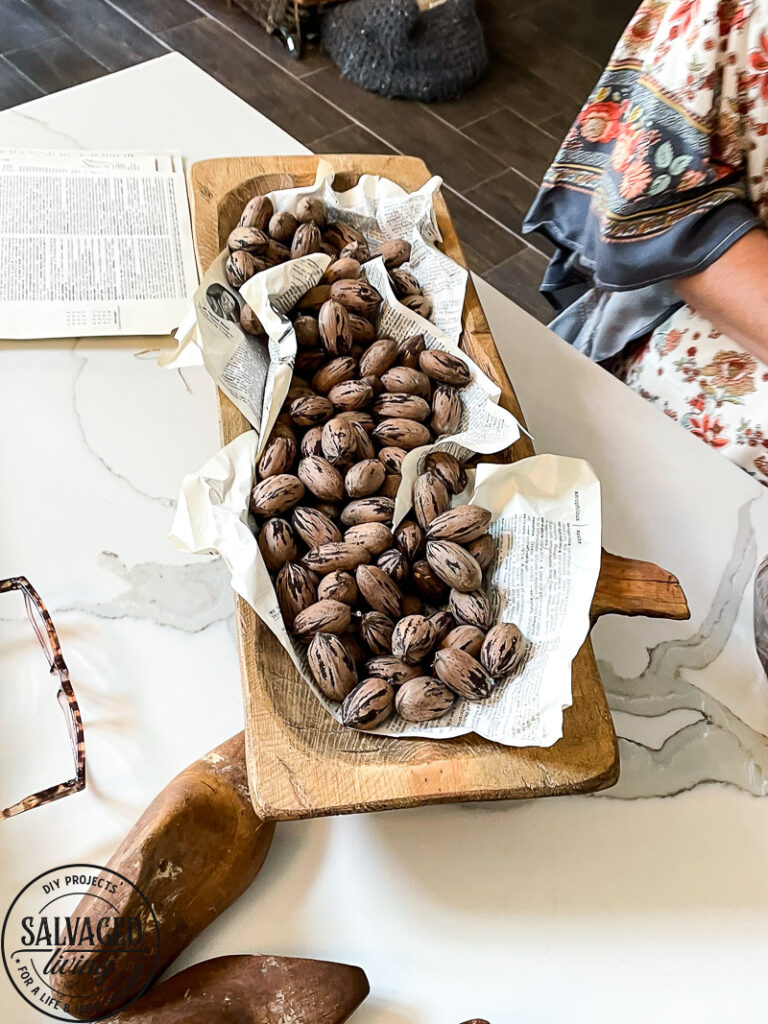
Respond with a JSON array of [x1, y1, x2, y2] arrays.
[[265, 157, 468, 340], [161, 156, 466, 374], [171, 444, 601, 747], [468, 456, 602, 745], [357, 258, 521, 522], [167, 240, 519, 470], [162, 250, 330, 455]]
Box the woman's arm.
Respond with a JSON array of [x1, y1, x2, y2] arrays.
[[675, 228, 768, 363]]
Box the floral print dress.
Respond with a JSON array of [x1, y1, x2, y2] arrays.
[[621, 307, 768, 477], [524, 0, 768, 485]]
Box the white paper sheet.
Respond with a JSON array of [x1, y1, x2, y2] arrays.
[[357, 259, 523, 523], [0, 148, 197, 339], [266, 158, 468, 340], [179, 249, 330, 453]]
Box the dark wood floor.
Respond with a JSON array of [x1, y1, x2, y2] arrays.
[[0, 0, 639, 321]]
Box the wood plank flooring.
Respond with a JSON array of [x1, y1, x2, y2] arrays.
[[0, 0, 640, 320]]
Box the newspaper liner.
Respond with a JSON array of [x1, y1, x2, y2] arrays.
[[171, 441, 601, 746], [166, 157, 522, 466], [178, 248, 332, 453], [168, 163, 601, 744], [173, 241, 521, 453], [162, 157, 467, 376], [174, 446, 602, 745]]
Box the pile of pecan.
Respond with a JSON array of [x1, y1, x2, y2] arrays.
[[238, 193, 528, 729]]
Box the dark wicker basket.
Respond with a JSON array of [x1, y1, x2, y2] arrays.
[[321, 0, 487, 101]]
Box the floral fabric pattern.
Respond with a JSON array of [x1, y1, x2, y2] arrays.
[[537, 0, 768, 241], [609, 1, 768, 485], [525, 0, 768, 486], [616, 306, 768, 482], [524, 0, 762, 361]]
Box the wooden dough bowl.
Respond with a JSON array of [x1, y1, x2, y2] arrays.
[[189, 154, 689, 821]]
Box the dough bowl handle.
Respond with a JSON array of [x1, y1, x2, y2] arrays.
[[591, 551, 690, 622]]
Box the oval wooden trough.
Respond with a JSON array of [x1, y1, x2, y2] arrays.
[[188, 154, 689, 820]]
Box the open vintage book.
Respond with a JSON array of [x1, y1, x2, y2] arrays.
[[0, 149, 198, 339]]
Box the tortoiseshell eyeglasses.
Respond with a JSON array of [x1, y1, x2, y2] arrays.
[[1, 577, 86, 818]]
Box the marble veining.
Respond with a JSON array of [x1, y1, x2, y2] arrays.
[[7, 109, 86, 148], [599, 500, 768, 798], [72, 350, 176, 508], [59, 552, 233, 633], [756, 555, 768, 675]]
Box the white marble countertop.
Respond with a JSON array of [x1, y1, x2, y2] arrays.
[[2, 52, 768, 1024]]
